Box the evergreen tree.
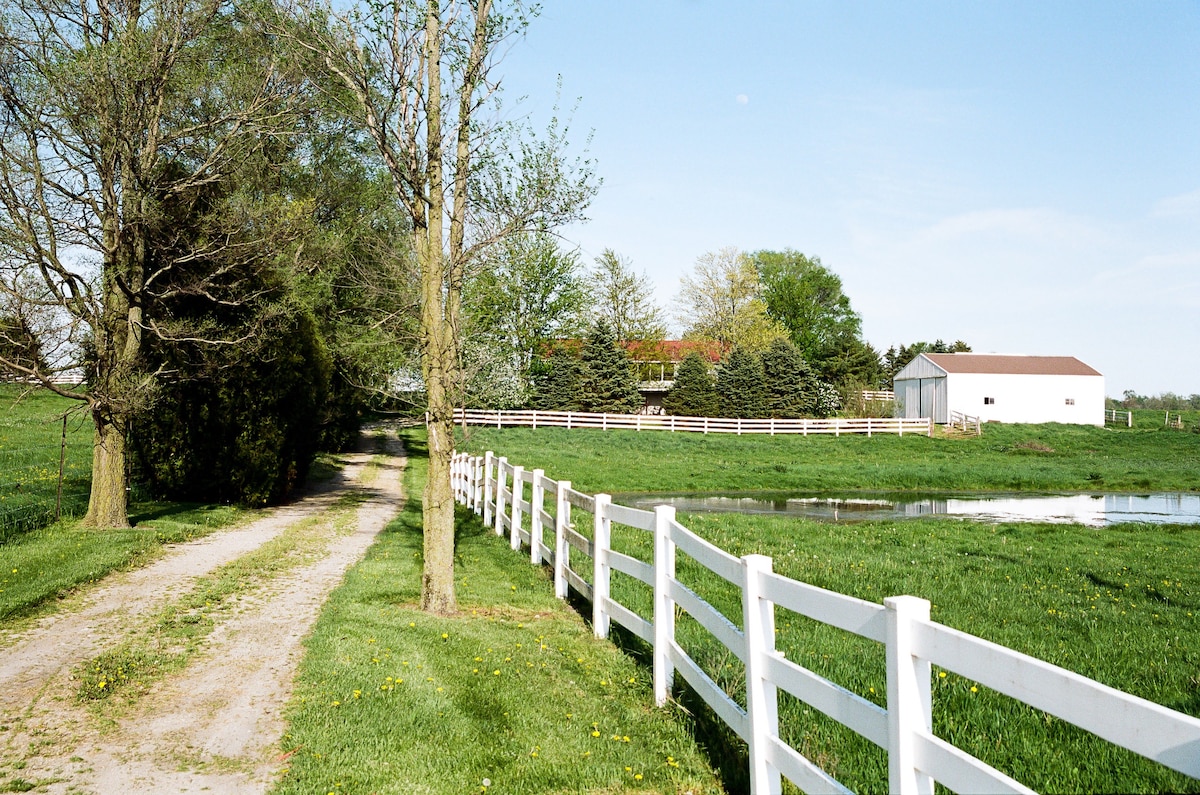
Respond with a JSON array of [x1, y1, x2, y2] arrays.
[[530, 348, 581, 410], [718, 348, 768, 418], [663, 352, 719, 417], [576, 321, 643, 413], [761, 338, 816, 418]]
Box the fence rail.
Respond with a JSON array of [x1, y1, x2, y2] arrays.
[[453, 409, 932, 437], [1104, 409, 1134, 427], [450, 449, 1200, 795], [947, 409, 982, 435]]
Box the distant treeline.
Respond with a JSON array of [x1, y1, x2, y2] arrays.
[[1110, 391, 1200, 411]]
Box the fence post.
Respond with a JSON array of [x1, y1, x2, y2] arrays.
[[867, 417, 873, 438], [483, 451, 495, 527], [593, 494, 612, 639], [885, 595, 934, 795], [1127, 411, 1132, 428], [743, 554, 782, 795], [510, 465, 525, 552], [555, 480, 572, 599], [532, 410, 537, 430], [494, 458, 508, 537], [653, 505, 677, 706], [530, 469, 545, 565], [472, 455, 484, 514]]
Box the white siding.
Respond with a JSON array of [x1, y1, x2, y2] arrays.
[[948, 373, 1104, 426]]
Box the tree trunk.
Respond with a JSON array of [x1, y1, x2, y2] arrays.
[[83, 410, 130, 528], [421, 410, 457, 614]]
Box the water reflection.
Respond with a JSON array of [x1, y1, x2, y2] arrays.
[[614, 492, 1200, 527]]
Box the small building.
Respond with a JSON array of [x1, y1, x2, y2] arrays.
[[893, 353, 1104, 426]]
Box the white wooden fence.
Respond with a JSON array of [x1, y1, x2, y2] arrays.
[[947, 410, 982, 435], [1104, 409, 1134, 427], [450, 449, 1200, 795], [453, 409, 933, 437]]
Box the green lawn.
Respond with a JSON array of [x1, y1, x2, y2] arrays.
[[274, 429, 724, 795], [456, 425, 1200, 793], [0, 384, 92, 541], [458, 422, 1200, 494]]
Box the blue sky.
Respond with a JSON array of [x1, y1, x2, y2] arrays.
[[499, 1, 1200, 397]]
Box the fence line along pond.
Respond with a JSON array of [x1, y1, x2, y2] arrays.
[[614, 492, 1200, 527]]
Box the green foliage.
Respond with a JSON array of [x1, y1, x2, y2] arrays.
[[587, 249, 666, 342], [662, 353, 719, 417], [716, 348, 767, 418], [760, 337, 817, 418], [131, 311, 332, 507], [675, 247, 785, 352], [753, 249, 861, 364], [466, 231, 589, 394], [530, 348, 581, 411], [575, 321, 642, 414]]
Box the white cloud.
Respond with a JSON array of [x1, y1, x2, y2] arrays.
[[735, 93, 749, 105], [1150, 188, 1200, 219]]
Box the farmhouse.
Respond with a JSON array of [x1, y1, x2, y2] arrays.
[[893, 353, 1104, 426]]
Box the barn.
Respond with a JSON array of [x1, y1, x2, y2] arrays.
[[893, 353, 1104, 426]]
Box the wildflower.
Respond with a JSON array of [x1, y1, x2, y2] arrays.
[[970, 686, 978, 693], [938, 672, 947, 679]]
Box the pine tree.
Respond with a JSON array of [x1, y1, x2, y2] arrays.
[[662, 352, 718, 417], [717, 348, 768, 418], [576, 321, 643, 413], [530, 349, 581, 410], [761, 338, 815, 418]]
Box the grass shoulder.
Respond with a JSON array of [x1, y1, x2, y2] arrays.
[[274, 428, 724, 795]]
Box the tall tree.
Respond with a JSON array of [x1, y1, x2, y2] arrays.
[[576, 320, 642, 414], [761, 337, 819, 418], [717, 347, 768, 419], [751, 249, 864, 372], [467, 231, 589, 392], [588, 248, 665, 342], [662, 352, 718, 417], [289, 0, 596, 613], [675, 247, 784, 353], [0, 0, 300, 527]]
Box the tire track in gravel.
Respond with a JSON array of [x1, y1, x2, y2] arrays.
[[0, 431, 406, 794]]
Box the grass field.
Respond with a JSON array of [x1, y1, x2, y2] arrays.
[[273, 429, 725, 795], [0, 384, 93, 540], [456, 425, 1200, 792], [458, 421, 1200, 495]]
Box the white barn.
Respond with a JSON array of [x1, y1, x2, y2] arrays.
[[893, 353, 1104, 426]]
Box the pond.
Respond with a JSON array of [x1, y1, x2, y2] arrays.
[[612, 492, 1200, 527]]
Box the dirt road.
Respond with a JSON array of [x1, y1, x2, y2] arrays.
[[0, 431, 405, 794]]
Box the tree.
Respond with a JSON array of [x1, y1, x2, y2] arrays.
[[0, 0, 302, 527], [675, 247, 785, 352], [882, 339, 972, 383], [290, 0, 597, 613], [751, 249, 865, 374], [588, 249, 665, 342], [716, 348, 768, 418], [576, 321, 642, 414], [529, 347, 581, 410], [662, 352, 718, 417], [760, 337, 818, 418], [467, 231, 589, 392]]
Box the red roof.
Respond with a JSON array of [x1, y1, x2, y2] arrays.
[[924, 354, 1101, 377], [622, 339, 725, 363]]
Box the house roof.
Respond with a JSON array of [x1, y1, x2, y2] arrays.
[[923, 353, 1102, 377]]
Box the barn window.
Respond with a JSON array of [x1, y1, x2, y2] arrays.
[[1065, 398, 1075, 405], [983, 397, 995, 405]]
